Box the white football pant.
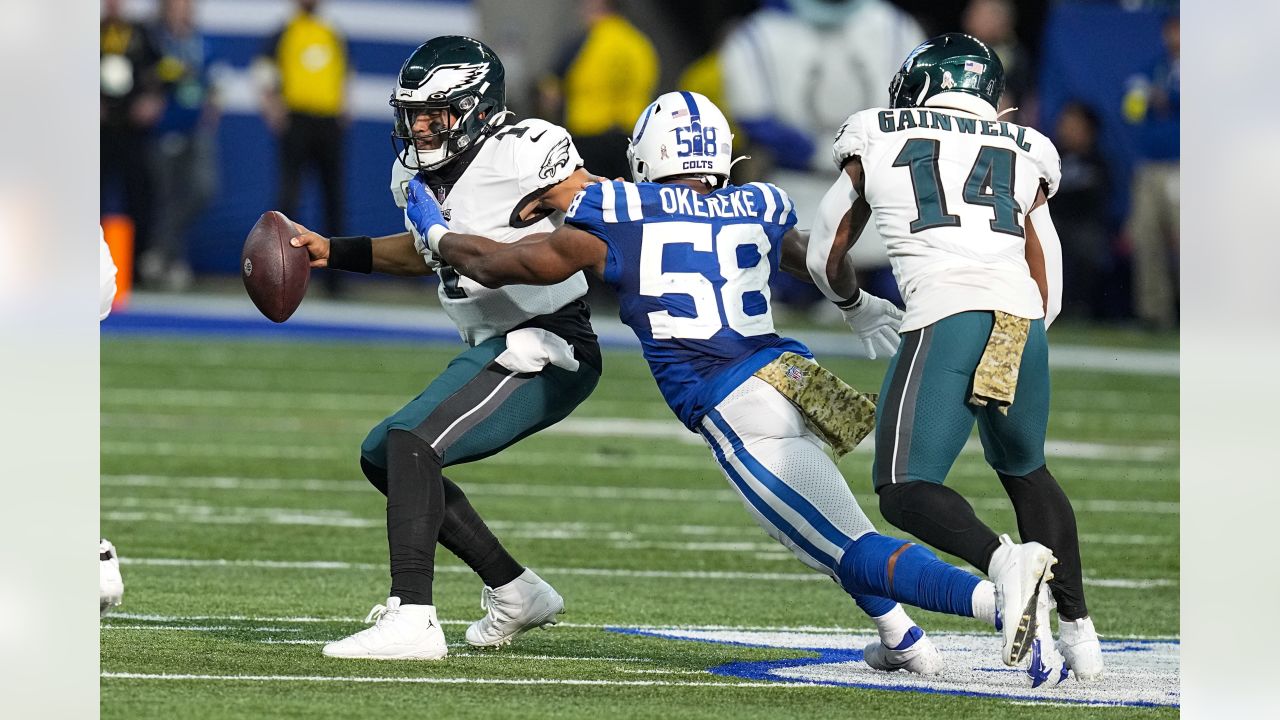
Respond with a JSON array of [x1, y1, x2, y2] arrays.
[[698, 376, 876, 578]]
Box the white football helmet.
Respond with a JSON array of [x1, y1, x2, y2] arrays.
[[626, 91, 734, 185]]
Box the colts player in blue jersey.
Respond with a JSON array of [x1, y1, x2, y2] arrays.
[[408, 91, 1060, 675]]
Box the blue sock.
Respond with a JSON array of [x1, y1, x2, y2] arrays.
[[838, 532, 979, 617], [850, 592, 897, 618]]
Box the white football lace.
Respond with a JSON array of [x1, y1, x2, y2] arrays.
[[479, 587, 497, 613], [364, 604, 391, 626]]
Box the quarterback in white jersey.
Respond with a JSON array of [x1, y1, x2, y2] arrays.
[[388, 116, 589, 345], [807, 33, 1103, 688], [291, 37, 601, 661]]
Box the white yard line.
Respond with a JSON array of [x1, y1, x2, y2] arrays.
[[104, 408, 1180, 436], [114, 556, 1176, 589], [100, 671, 808, 688], [616, 668, 709, 675], [102, 613, 1181, 640], [99, 433, 1178, 463], [259, 639, 325, 645], [101, 625, 301, 633], [101, 476, 1179, 514], [97, 500, 1174, 549], [251, 638, 656, 662]]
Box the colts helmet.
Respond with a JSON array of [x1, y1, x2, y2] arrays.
[[888, 33, 1005, 110], [626, 91, 734, 185], [391, 36, 507, 171]]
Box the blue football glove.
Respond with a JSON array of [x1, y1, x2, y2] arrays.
[[405, 175, 450, 255]]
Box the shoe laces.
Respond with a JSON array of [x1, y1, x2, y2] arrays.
[[478, 586, 516, 625], [364, 603, 399, 627]]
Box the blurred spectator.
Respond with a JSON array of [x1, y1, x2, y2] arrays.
[[962, 0, 1032, 122], [1053, 102, 1113, 321], [254, 0, 350, 296], [141, 0, 221, 292], [719, 0, 924, 310], [720, 0, 923, 174], [539, 0, 658, 182], [101, 0, 162, 266], [1122, 12, 1179, 330]]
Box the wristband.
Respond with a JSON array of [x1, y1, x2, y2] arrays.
[[327, 235, 373, 274], [835, 288, 864, 311], [425, 224, 449, 254]]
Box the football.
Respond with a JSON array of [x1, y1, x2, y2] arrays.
[[241, 210, 310, 323]]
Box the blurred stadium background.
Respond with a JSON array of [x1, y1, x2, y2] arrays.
[[100, 2, 1180, 715], [101, 0, 1179, 331]]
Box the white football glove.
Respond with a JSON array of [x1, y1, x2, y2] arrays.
[[839, 291, 904, 360]]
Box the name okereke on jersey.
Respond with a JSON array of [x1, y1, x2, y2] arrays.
[[656, 184, 767, 220]]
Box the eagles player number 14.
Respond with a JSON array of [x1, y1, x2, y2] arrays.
[[892, 139, 1024, 237], [639, 222, 773, 340]]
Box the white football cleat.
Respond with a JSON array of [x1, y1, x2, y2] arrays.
[[322, 597, 447, 660], [863, 626, 943, 675], [100, 539, 124, 617], [465, 569, 564, 648], [1058, 615, 1105, 681], [987, 534, 1056, 666], [1024, 582, 1068, 688]]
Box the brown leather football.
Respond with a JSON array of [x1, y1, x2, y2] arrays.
[[241, 211, 310, 323]]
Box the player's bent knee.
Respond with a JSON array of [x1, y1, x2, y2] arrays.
[[987, 454, 1047, 478], [360, 423, 390, 468], [876, 481, 918, 530], [360, 456, 388, 496]]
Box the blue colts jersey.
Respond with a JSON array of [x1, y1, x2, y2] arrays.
[[566, 180, 811, 429]]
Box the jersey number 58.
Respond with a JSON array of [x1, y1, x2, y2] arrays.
[[639, 222, 774, 340]]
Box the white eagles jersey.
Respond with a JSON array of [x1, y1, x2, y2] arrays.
[[391, 118, 589, 345], [833, 104, 1062, 332]]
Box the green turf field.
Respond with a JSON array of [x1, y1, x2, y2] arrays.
[[100, 332, 1179, 718]]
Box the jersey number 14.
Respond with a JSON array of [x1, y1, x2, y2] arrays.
[[893, 139, 1024, 237]]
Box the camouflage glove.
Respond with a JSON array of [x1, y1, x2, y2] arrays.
[[838, 291, 904, 360]]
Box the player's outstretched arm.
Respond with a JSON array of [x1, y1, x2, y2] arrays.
[[438, 225, 605, 289], [290, 225, 435, 277], [536, 167, 601, 214]]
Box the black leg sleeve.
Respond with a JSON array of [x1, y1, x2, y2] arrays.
[[437, 476, 525, 589], [385, 429, 444, 605], [999, 466, 1089, 620], [362, 455, 524, 589], [878, 480, 1003, 574]]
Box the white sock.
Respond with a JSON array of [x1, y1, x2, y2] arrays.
[[971, 580, 997, 628], [870, 603, 915, 647]]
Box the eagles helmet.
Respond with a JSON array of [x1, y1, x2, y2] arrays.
[[888, 33, 1005, 110], [391, 36, 507, 171], [627, 91, 734, 185]]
